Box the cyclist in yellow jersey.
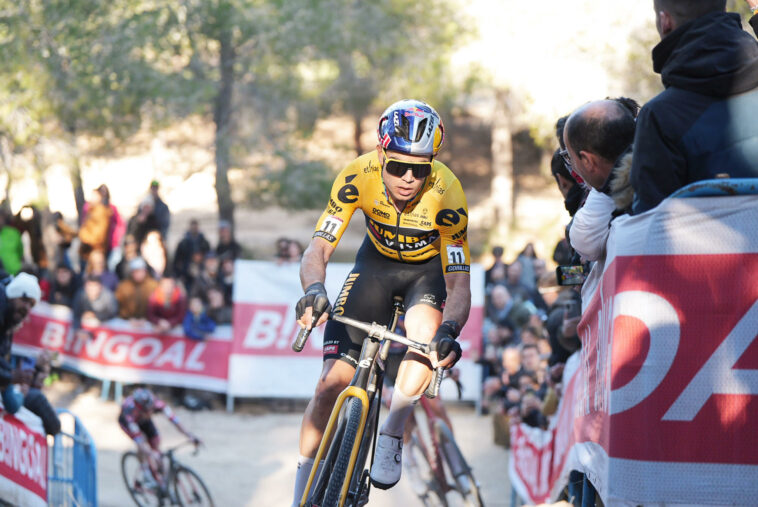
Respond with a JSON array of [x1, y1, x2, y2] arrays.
[[292, 100, 471, 503]]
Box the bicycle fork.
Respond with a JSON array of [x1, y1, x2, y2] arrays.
[[301, 386, 370, 507]]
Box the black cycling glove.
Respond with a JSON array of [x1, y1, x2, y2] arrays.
[[295, 282, 332, 326], [430, 320, 463, 368]]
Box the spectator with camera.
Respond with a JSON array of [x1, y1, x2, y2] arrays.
[[563, 98, 638, 261]]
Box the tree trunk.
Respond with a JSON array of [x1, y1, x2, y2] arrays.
[[489, 89, 515, 244], [213, 29, 236, 231], [65, 129, 86, 222], [0, 137, 13, 211], [33, 145, 49, 208], [353, 114, 363, 157]]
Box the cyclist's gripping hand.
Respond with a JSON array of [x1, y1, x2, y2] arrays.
[[295, 282, 332, 330], [430, 320, 462, 369]]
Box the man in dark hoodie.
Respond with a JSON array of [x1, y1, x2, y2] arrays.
[[630, 0, 758, 214]]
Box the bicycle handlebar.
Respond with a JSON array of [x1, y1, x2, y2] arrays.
[[292, 314, 446, 398], [292, 326, 310, 352]]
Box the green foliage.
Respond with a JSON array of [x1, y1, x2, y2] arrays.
[[249, 158, 334, 210]]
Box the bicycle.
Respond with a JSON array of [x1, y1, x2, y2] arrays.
[[403, 375, 485, 507], [121, 440, 214, 507], [292, 298, 445, 507]]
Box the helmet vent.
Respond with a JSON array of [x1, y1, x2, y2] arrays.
[[396, 115, 410, 141], [415, 119, 428, 142]]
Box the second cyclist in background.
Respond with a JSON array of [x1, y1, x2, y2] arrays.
[[118, 388, 201, 490]]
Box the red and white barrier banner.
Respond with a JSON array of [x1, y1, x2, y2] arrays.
[[13, 303, 232, 392], [229, 260, 484, 399], [510, 194, 758, 506], [509, 352, 580, 505], [0, 406, 48, 507]]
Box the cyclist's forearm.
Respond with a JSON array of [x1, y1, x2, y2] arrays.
[[442, 273, 471, 329], [299, 239, 334, 290]]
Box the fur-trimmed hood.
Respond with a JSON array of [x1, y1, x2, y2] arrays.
[[610, 150, 633, 214]]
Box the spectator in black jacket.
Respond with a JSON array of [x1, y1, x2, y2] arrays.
[[216, 220, 242, 260], [631, 0, 758, 214], [149, 180, 171, 240], [173, 219, 210, 288]]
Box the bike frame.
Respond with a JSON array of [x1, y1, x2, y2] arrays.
[[413, 395, 455, 495], [299, 300, 441, 507]]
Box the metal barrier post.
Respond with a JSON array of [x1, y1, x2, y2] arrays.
[[48, 409, 98, 507]]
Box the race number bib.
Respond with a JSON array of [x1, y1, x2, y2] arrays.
[[321, 216, 343, 236], [314, 215, 344, 243], [446, 244, 465, 265]]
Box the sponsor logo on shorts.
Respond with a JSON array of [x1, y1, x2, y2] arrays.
[[333, 273, 360, 315], [324, 344, 338, 354], [419, 294, 438, 306], [445, 265, 470, 273]]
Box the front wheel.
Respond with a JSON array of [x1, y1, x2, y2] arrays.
[[121, 451, 160, 507], [172, 465, 214, 506], [323, 397, 364, 507], [436, 422, 484, 507]]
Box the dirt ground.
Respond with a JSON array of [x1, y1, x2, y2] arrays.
[[51, 381, 512, 506]]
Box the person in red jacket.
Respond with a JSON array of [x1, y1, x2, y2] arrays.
[[146, 275, 187, 334]]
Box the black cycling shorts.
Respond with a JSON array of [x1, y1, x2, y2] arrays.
[[119, 414, 158, 441], [324, 238, 446, 367]]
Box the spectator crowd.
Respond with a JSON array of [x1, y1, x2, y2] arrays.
[[3, 181, 243, 343], [486, 2, 758, 505]]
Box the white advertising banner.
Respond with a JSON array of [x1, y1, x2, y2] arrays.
[[229, 260, 485, 400]]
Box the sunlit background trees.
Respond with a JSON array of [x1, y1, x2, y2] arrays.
[[0, 0, 753, 258]]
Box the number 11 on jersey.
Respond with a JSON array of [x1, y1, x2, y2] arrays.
[[447, 244, 465, 265]]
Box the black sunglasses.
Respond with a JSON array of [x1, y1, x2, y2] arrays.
[[382, 149, 432, 179]]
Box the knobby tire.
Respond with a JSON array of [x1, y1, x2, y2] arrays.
[[347, 397, 379, 506], [308, 412, 349, 505], [323, 397, 364, 507]]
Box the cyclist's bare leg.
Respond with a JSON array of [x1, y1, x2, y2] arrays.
[[380, 304, 441, 437], [293, 357, 355, 506]]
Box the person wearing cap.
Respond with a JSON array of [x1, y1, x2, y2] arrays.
[[0, 273, 42, 389], [115, 257, 158, 322], [148, 180, 170, 240]]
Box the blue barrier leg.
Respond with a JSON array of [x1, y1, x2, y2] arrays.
[[100, 379, 111, 401], [568, 470, 584, 506], [114, 382, 123, 403], [582, 476, 596, 507]]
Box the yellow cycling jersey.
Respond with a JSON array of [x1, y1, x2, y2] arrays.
[[313, 151, 470, 274]]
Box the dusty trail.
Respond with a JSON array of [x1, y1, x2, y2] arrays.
[[59, 388, 512, 506]]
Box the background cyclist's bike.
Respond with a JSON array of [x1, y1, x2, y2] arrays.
[[403, 376, 485, 507], [121, 440, 214, 507]]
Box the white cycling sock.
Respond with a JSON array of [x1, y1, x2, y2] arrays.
[[380, 387, 421, 438], [291, 455, 323, 507]]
